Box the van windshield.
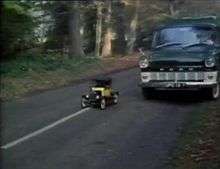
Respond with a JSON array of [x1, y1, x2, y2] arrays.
[[152, 26, 217, 49]]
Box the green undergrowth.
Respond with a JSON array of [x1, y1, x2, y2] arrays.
[[1, 53, 102, 100]]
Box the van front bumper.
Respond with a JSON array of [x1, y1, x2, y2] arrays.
[[140, 71, 218, 89], [140, 81, 217, 89]]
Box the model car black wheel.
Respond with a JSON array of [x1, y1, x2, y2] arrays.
[[81, 97, 88, 108], [142, 87, 154, 99], [100, 98, 106, 110], [113, 94, 119, 104], [205, 84, 220, 100]]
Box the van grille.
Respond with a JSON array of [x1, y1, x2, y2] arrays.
[[149, 72, 205, 82]]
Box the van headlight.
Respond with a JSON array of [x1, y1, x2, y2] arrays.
[[205, 57, 215, 68], [139, 58, 149, 68]]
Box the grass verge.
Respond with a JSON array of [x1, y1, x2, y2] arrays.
[[1, 53, 138, 101], [169, 101, 220, 169]]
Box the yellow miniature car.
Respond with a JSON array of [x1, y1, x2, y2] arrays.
[[81, 77, 119, 110]]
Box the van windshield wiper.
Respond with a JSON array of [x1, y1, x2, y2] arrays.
[[155, 42, 183, 49], [182, 42, 212, 49]]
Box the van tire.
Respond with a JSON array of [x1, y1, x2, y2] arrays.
[[205, 84, 219, 100], [142, 87, 154, 99]]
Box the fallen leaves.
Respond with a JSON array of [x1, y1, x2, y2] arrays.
[[190, 139, 217, 162], [188, 108, 220, 164]]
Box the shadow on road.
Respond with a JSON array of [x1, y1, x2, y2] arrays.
[[146, 90, 212, 105]]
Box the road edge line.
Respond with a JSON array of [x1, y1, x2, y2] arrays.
[[1, 108, 90, 150]]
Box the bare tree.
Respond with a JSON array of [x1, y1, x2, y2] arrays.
[[95, 1, 103, 57], [68, 1, 84, 58], [127, 0, 140, 54], [169, 0, 176, 16], [101, 0, 113, 57]]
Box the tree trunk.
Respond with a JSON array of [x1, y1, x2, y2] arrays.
[[112, 1, 126, 56], [0, 1, 2, 16], [101, 1, 112, 58], [127, 0, 139, 54], [169, 0, 176, 16], [49, 1, 69, 52], [95, 2, 103, 58], [0, 0, 3, 58], [68, 2, 84, 58]]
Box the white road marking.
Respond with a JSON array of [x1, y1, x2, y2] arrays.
[[1, 108, 90, 150]]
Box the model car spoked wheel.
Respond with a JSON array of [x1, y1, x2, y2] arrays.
[[100, 98, 106, 110], [81, 98, 88, 108], [206, 84, 219, 100], [113, 94, 119, 104]]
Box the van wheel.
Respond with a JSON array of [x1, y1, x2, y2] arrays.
[[205, 84, 219, 100], [100, 98, 106, 110], [142, 87, 154, 99]]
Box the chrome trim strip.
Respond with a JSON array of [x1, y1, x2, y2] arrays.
[[185, 82, 217, 85], [141, 71, 218, 83], [166, 73, 168, 80], [195, 73, 198, 81], [156, 73, 159, 81], [185, 72, 188, 81], [175, 73, 178, 82]]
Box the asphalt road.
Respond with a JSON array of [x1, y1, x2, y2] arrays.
[[1, 68, 216, 169]]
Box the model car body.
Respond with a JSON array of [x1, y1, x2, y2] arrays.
[[81, 77, 119, 109], [139, 16, 220, 99]]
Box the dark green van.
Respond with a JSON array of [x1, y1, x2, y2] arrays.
[[139, 16, 220, 99]]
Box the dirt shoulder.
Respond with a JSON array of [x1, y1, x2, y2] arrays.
[[169, 100, 220, 169], [1, 55, 139, 101]]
